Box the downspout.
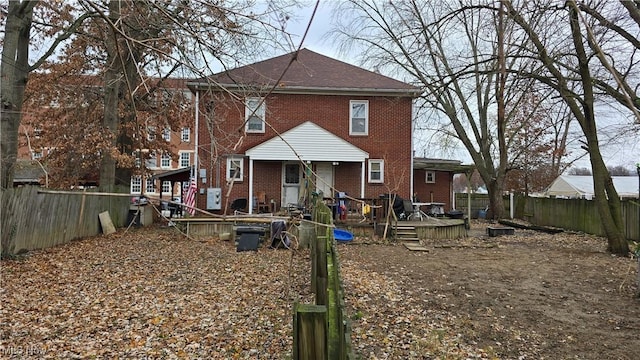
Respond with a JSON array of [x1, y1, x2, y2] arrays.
[[248, 158, 254, 214], [360, 160, 365, 198], [194, 91, 199, 191]]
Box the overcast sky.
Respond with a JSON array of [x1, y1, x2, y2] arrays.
[[285, 2, 640, 172]]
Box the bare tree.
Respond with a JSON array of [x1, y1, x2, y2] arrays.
[[331, 0, 560, 219], [502, 0, 630, 254]]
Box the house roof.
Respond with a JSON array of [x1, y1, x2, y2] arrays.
[[13, 160, 46, 184], [245, 121, 369, 162], [151, 166, 193, 183], [187, 49, 421, 97], [544, 175, 639, 198], [413, 157, 475, 173]]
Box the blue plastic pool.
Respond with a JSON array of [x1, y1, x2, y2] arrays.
[[333, 229, 354, 242]]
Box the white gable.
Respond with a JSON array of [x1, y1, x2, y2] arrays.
[[245, 121, 369, 162], [545, 175, 639, 198]]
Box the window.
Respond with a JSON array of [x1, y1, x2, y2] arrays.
[[245, 97, 265, 133], [145, 152, 157, 168], [426, 171, 435, 183], [32, 150, 43, 160], [162, 181, 171, 193], [350, 100, 369, 135], [162, 128, 171, 141], [133, 151, 141, 168], [146, 178, 156, 193], [161, 153, 171, 168], [179, 152, 190, 168], [368, 159, 384, 183], [181, 127, 190, 142], [34, 128, 42, 139], [147, 126, 156, 141], [226, 157, 243, 181], [131, 176, 142, 194]]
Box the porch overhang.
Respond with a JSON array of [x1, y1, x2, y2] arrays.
[[245, 121, 369, 162]]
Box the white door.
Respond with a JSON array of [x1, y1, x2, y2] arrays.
[[282, 162, 301, 206], [315, 162, 334, 198]]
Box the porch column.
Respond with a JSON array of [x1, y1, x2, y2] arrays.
[[248, 157, 254, 214], [360, 161, 365, 198]]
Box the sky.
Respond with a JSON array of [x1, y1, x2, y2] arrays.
[[283, 3, 640, 173]]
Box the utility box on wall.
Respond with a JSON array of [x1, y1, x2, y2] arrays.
[[207, 188, 222, 210]]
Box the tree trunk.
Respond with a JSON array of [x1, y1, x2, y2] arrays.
[[1, 1, 37, 189], [568, 5, 628, 255], [99, 0, 122, 192]]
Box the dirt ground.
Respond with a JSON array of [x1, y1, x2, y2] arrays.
[[1, 221, 638, 359], [338, 221, 640, 359]]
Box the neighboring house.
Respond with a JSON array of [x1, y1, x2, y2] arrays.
[[413, 158, 474, 212], [18, 76, 195, 195], [187, 49, 422, 214], [544, 175, 639, 199]]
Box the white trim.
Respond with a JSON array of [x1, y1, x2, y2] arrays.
[[160, 153, 172, 168], [368, 159, 384, 183], [226, 156, 244, 182], [426, 171, 435, 183], [349, 100, 369, 136], [248, 158, 254, 214], [246, 121, 368, 162], [245, 97, 265, 133]]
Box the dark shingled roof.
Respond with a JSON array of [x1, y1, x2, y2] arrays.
[[188, 49, 421, 96]]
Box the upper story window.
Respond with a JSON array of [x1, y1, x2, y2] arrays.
[[162, 181, 171, 193], [145, 151, 157, 168], [147, 126, 156, 141], [368, 159, 384, 183], [226, 157, 243, 182], [179, 152, 190, 168], [161, 153, 171, 168], [350, 100, 369, 136], [162, 128, 171, 142], [181, 127, 190, 142], [426, 171, 435, 183], [34, 128, 43, 139], [245, 97, 265, 133]]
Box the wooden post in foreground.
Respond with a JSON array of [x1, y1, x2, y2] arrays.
[[293, 303, 328, 360]]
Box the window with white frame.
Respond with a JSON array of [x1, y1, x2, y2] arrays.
[[146, 178, 156, 193], [161, 153, 171, 168], [34, 128, 42, 139], [131, 176, 142, 193], [181, 127, 190, 142], [145, 152, 157, 168], [350, 100, 369, 135], [426, 171, 435, 183], [368, 159, 384, 183], [162, 128, 171, 141], [32, 150, 43, 159], [162, 181, 171, 193], [179, 152, 190, 168], [147, 126, 156, 141], [226, 157, 243, 181], [245, 97, 265, 133], [133, 151, 141, 168]]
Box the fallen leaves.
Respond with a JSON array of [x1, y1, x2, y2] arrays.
[[0, 226, 312, 359]]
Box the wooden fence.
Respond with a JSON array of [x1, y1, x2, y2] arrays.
[[454, 192, 640, 241], [521, 196, 639, 241], [293, 199, 355, 360], [1, 186, 131, 257]]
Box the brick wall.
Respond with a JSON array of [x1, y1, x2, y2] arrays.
[[196, 91, 414, 211]]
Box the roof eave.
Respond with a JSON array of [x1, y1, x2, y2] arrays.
[[186, 81, 422, 97]]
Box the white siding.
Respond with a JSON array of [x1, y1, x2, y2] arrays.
[[245, 121, 368, 162]]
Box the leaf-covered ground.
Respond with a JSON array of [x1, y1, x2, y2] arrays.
[[1, 222, 639, 359], [0, 226, 312, 359], [339, 222, 640, 359]]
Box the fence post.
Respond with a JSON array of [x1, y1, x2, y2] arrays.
[[293, 303, 328, 360]]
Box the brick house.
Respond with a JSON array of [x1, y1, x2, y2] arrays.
[[187, 49, 423, 214]]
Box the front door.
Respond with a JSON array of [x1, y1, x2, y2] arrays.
[[315, 162, 334, 198], [282, 162, 301, 207]]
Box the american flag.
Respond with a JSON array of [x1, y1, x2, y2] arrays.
[[183, 176, 197, 215]]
